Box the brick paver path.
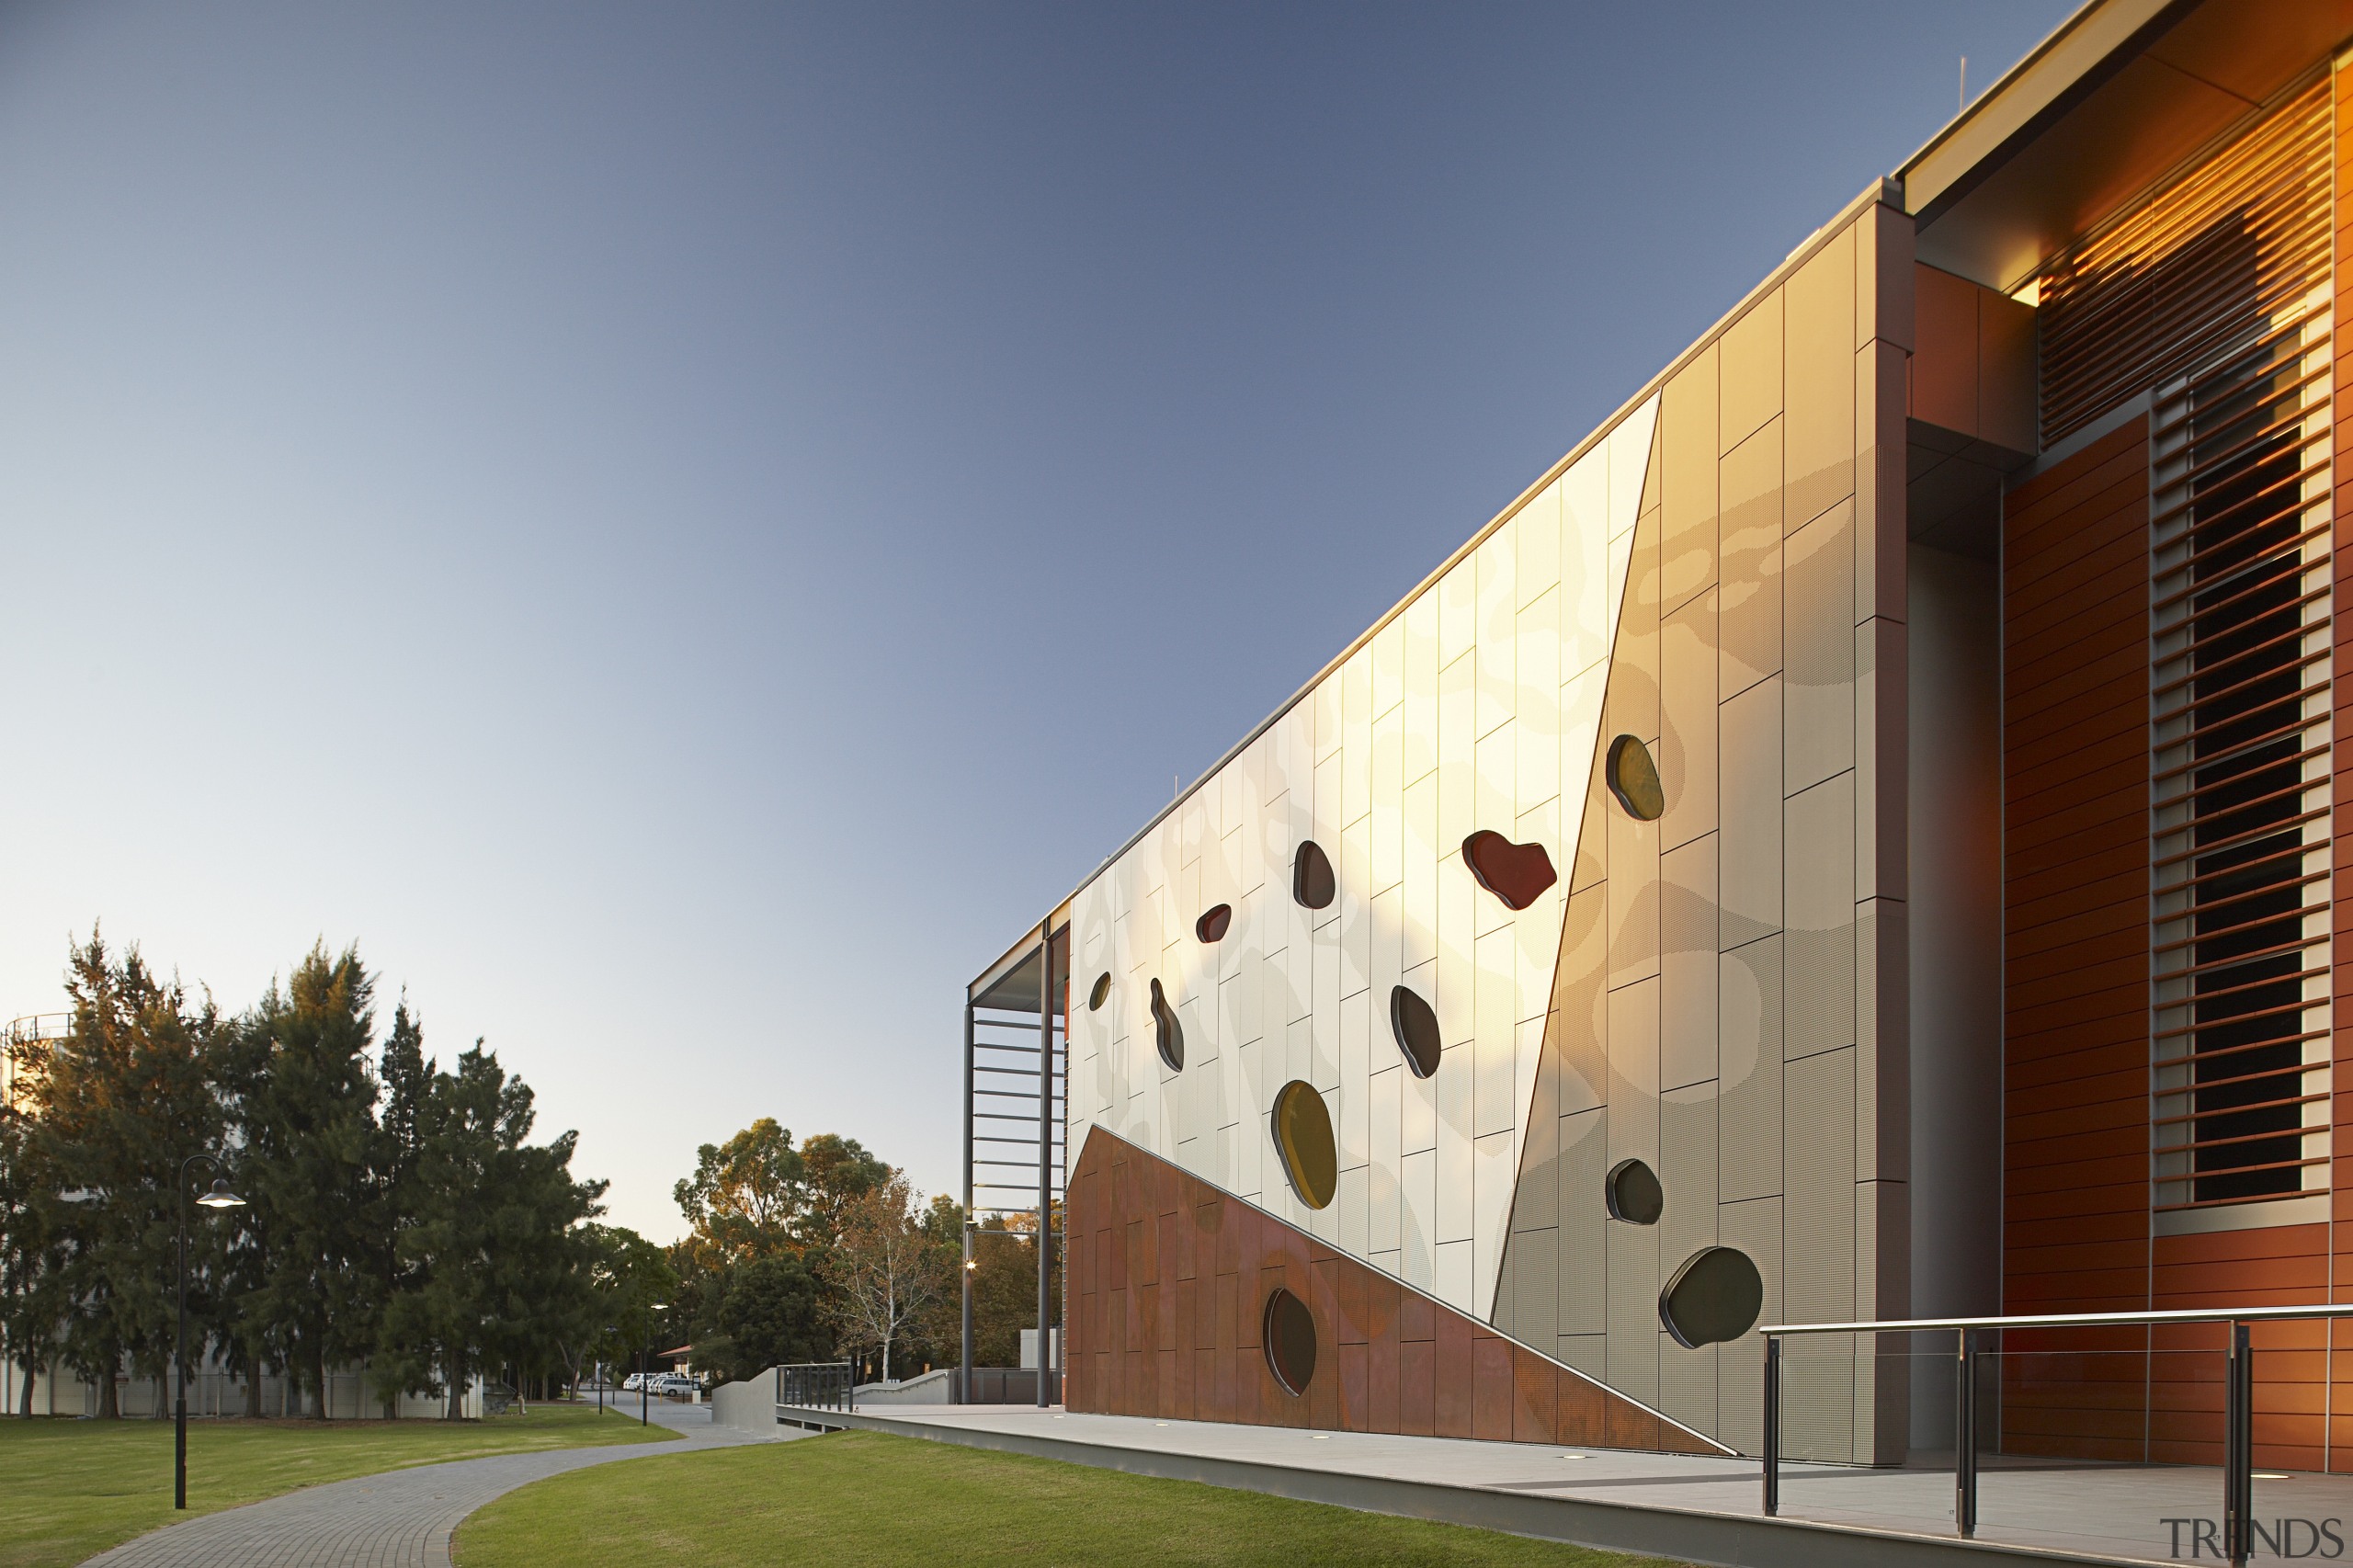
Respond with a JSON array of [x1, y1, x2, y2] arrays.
[[85, 1405, 779, 1568]]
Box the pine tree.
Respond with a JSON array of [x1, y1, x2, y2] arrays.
[[382, 1045, 604, 1416], [31, 930, 224, 1417], [361, 1000, 434, 1415], [238, 944, 382, 1417], [0, 1028, 63, 1415]]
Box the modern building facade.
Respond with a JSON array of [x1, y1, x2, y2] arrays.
[[971, 0, 2353, 1469]]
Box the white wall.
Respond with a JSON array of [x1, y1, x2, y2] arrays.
[[1065, 396, 1657, 1326]]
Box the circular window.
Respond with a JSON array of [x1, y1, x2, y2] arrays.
[[1461, 830, 1557, 910], [1268, 1080, 1336, 1210], [1149, 978, 1183, 1072], [1605, 734, 1665, 821], [1087, 972, 1111, 1012], [1262, 1287, 1317, 1396], [1604, 1158, 1663, 1225], [1292, 840, 1336, 910], [1659, 1246, 1764, 1349], [1196, 903, 1233, 943], [1389, 985, 1441, 1079]]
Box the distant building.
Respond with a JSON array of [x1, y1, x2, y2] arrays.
[[972, 0, 2353, 1467]]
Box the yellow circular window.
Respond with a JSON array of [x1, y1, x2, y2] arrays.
[[1269, 1080, 1336, 1210], [1605, 734, 1665, 821]]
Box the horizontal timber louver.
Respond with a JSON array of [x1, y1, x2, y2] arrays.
[[2034, 74, 2335, 1216]]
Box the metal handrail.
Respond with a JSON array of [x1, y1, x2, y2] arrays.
[[1763, 1302, 2353, 1335], [775, 1360, 857, 1413], [1759, 1304, 2352, 1567]]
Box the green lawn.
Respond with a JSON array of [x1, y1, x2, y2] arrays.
[[1, 1400, 678, 1568], [455, 1428, 1688, 1568]]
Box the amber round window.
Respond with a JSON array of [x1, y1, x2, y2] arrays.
[[1087, 971, 1111, 1012], [1269, 1080, 1336, 1210], [1659, 1246, 1764, 1349], [1196, 903, 1232, 943], [1605, 1158, 1663, 1225], [1149, 978, 1183, 1072], [1389, 985, 1441, 1078], [1292, 840, 1336, 910], [1263, 1286, 1317, 1396], [1605, 734, 1665, 821]]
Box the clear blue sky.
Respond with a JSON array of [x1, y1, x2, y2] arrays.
[[0, 1, 2074, 1242]]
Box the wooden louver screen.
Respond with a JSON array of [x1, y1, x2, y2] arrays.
[[2039, 75, 2333, 448], [2037, 74, 2335, 1215], [2086, 76, 2334, 1215]]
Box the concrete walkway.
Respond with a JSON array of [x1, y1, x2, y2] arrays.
[[85, 1401, 783, 1568], [779, 1402, 2353, 1567]]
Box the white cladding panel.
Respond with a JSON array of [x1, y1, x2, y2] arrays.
[[1066, 395, 1659, 1324]]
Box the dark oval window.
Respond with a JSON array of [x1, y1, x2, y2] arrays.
[[1263, 1286, 1317, 1395], [1292, 840, 1336, 910], [1087, 971, 1111, 1012], [1269, 1080, 1336, 1210], [1605, 1158, 1663, 1225], [1196, 903, 1233, 943], [1659, 1246, 1764, 1349], [1461, 830, 1557, 911], [1149, 978, 1183, 1072], [1606, 734, 1665, 822], [1389, 985, 1441, 1078]]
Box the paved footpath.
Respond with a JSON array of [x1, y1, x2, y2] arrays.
[[85, 1402, 784, 1568]]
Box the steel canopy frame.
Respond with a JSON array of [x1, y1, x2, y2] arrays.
[[961, 923, 1066, 1407]]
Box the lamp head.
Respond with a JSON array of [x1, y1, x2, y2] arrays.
[[196, 1178, 245, 1210]]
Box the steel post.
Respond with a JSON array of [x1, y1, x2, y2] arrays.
[[174, 1173, 189, 1509], [1954, 1328, 1978, 1538], [2225, 1321, 2253, 1568], [1036, 926, 1053, 1408], [961, 1003, 974, 1405], [1761, 1335, 1779, 1517]]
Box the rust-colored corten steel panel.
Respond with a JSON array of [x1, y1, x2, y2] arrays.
[[1997, 415, 2331, 1472], [1064, 1125, 1720, 1455], [2001, 415, 2154, 1462], [2330, 53, 2353, 1475]]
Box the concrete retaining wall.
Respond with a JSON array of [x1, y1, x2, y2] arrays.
[[711, 1366, 779, 1434], [853, 1369, 955, 1405]]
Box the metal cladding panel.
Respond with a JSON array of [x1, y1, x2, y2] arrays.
[[1062, 393, 1658, 1335], [1486, 194, 1908, 1460]]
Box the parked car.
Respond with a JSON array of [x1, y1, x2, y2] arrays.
[[653, 1373, 699, 1397], [620, 1372, 647, 1392]]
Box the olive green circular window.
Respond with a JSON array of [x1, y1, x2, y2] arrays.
[[1087, 972, 1111, 1012], [1605, 735, 1665, 821], [1269, 1080, 1336, 1210], [1605, 1158, 1663, 1225], [1149, 978, 1183, 1072], [1659, 1246, 1764, 1349], [1262, 1286, 1317, 1396], [1292, 840, 1336, 910]]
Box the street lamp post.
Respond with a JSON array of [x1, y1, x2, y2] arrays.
[[640, 1303, 668, 1426], [176, 1157, 245, 1510]]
